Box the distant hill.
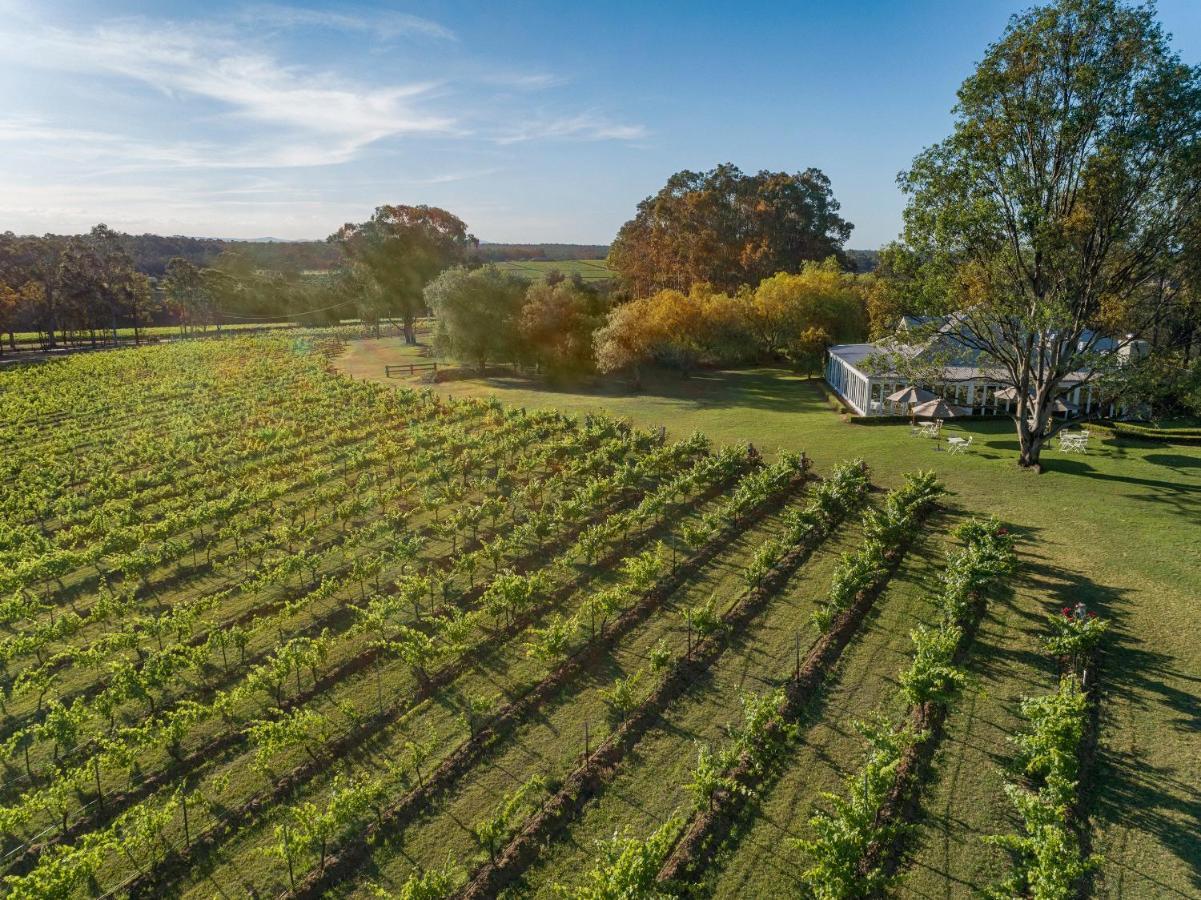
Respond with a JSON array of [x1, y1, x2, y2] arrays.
[[106, 235, 609, 276], [118, 234, 339, 276]]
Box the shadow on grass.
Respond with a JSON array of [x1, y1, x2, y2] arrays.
[[478, 368, 831, 415], [1039, 457, 1201, 525], [1144, 452, 1201, 473], [1006, 552, 1201, 894], [1088, 573, 1201, 896]]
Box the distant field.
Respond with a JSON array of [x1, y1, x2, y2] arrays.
[[8, 321, 296, 345], [494, 258, 614, 282]]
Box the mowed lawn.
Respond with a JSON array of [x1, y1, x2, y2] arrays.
[[336, 336, 1201, 898]]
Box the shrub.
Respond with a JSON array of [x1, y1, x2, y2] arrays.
[[681, 594, 722, 639], [985, 677, 1099, 899], [795, 717, 923, 898], [686, 743, 738, 812], [563, 818, 684, 899], [1043, 611, 1109, 665], [601, 670, 645, 723], [899, 624, 965, 706]]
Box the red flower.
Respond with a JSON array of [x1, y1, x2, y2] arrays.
[[1088, 611, 1097, 619], [1062, 607, 1072, 617]]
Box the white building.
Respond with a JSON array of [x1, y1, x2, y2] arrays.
[[825, 316, 1139, 417]]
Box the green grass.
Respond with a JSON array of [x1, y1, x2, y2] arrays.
[[336, 337, 1201, 899], [708, 516, 957, 898], [493, 258, 614, 282]]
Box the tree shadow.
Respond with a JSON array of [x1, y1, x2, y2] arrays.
[[1061, 562, 1201, 893], [479, 368, 831, 415], [1040, 458, 1201, 523], [1144, 453, 1201, 474]]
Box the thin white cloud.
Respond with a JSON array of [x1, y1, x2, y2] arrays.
[[0, 117, 424, 172], [2, 17, 454, 163], [240, 4, 456, 41], [495, 113, 648, 145], [0, 6, 647, 237], [479, 71, 567, 90]]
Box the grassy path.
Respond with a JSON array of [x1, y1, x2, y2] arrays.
[[701, 516, 950, 898]]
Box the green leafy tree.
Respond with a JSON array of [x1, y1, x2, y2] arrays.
[[332, 205, 476, 342], [425, 265, 527, 373]]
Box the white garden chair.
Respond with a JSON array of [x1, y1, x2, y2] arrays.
[[1057, 432, 1088, 453], [946, 435, 973, 455]]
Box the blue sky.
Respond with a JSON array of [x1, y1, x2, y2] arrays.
[[2, 1, 1199, 247]]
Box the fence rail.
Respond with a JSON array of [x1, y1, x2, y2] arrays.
[[384, 362, 439, 377]]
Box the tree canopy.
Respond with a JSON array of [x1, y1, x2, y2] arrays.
[[608, 163, 853, 296], [594, 259, 869, 385], [331, 205, 477, 342], [424, 265, 527, 373]]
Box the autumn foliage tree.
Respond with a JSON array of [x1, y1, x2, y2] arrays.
[[608, 163, 853, 295], [594, 261, 868, 383], [518, 279, 602, 377], [745, 260, 866, 358]]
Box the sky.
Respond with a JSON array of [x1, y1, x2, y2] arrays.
[[2, 1, 1200, 248]]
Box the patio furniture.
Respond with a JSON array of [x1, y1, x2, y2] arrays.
[[946, 435, 973, 455], [888, 386, 937, 417], [911, 398, 970, 420], [1057, 431, 1089, 453], [918, 421, 941, 438]]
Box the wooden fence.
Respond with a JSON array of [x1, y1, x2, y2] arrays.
[[385, 362, 439, 378]]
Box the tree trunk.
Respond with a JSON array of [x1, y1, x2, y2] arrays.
[[1015, 408, 1047, 472], [1017, 430, 1045, 471], [403, 313, 416, 345]]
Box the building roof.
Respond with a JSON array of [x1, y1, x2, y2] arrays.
[[827, 343, 881, 368]]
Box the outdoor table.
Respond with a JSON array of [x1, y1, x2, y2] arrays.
[[1058, 433, 1089, 453]]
